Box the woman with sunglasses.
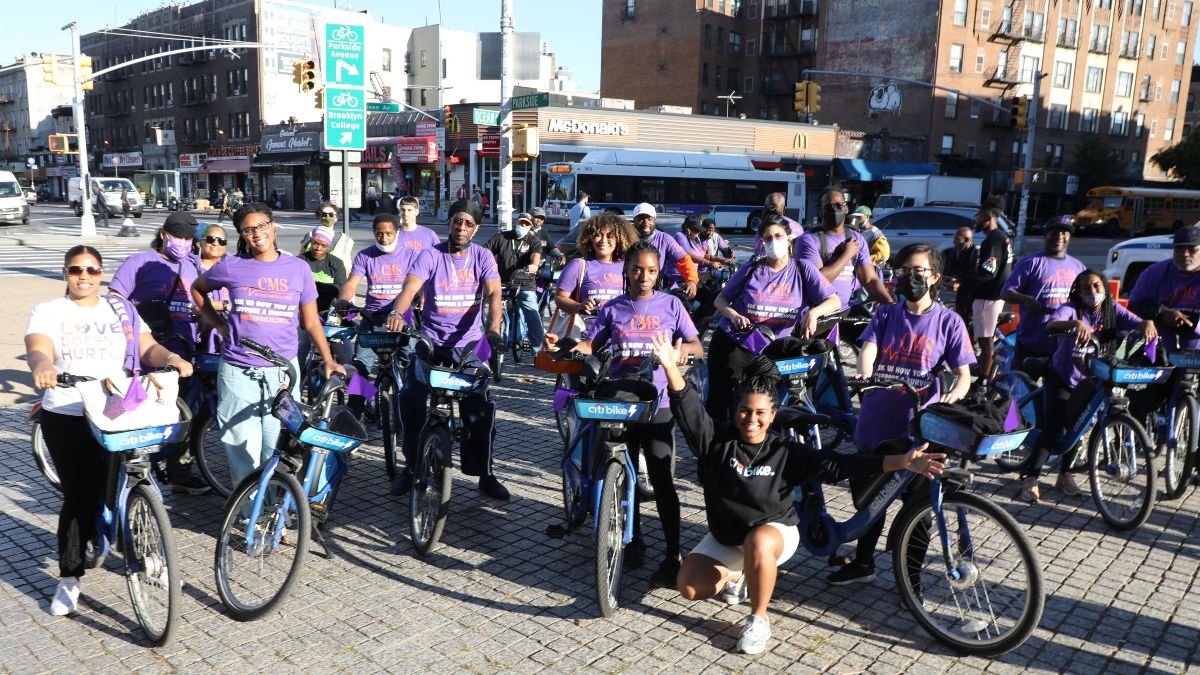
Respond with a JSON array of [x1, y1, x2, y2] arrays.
[[26, 245, 192, 616], [196, 225, 230, 353], [707, 213, 840, 422], [191, 203, 346, 486]]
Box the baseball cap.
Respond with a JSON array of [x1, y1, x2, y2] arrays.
[[854, 205, 872, 217], [1045, 215, 1075, 234], [162, 212, 198, 239], [1174, 227, 1200, 247], [632, 202, 656, 219], [515, 212, 533, 225], [531, 207, 546, 219]]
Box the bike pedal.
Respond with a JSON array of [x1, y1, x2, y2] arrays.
[[545, 524, 569, 539]]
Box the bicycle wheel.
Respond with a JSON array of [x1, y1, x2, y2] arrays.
[[892, 490, 1043, 656], [993, 372, 1037, 472], [191, 407, 233, 498], [378, 380, 400, 480], [1088, 412, 1155, 531], [554, 374, 570, 442], [594, 459, 630, 617], [410, 424, 453, 556], [1163, 395, 1198, 500], [213, 468, 310, 621], [123, 483, 181, 646], [30, 419, 61, 492], [836, 341, 859, 370]]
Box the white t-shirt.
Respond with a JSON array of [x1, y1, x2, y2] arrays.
[[25, 296, 149, 415]]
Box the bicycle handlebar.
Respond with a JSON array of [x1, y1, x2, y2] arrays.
[[239, 338, 299, 392]]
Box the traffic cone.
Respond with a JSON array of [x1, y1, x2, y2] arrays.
[[117, 217, 139, 237]]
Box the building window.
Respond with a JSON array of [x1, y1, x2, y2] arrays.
[[1156, 82, 1163, 100], [1135, 113, 1145, 137], [715, 66, 722, 89], [1120, 31, 1140, 58], [1171, 79, 1181, 103], [1089, 25, 1109, 53], [1153, 0, 1162, 16], [1179, 41, 1189, 65], [382, 48, 392, 72], [1047, 103, 1069, 129], [1081, 107, 1100, 133], [971, 99, 981, 118], [1189, 91, 1197, 112], [704, 24, 712, 48], [941, 134, 955, 154], [980, 6, 991, 28], [746, 38, 756, 56], [625, 0, 635, 18], [966, 141, 976, 158], [1165, 117, 1176, 141], [1023, 11, 1045, 40], [945, 92, 959, 118], [976, 52, 985, 73], [1115, 71, 1133, 97], [717, 27, 724, 53], [1146, 34, 1157, 60], [744, 75, 753, 92], [949, 44, 964, 73], [1140, 74, 1152, 100], [702, 62, 709, 85], [1020, 56, 1040, 83], [1054, 144, 1064, 168], [1184, 2, 1194, 25], [1110, 111, 1129, 136], [1150, 118, 1158, 138], [989, 138, 999, 163], [953, 0, 968, 25], [1053, 61, 1073, 89], [729, 32, 742, 55], [701, 101, 708, 114], [1085, 66, 1105, 93], [1057, 18, 1078, 47]]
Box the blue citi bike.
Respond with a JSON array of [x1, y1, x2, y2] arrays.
[[1158, 348, 1200, 500], [212, 338, 367, 621]]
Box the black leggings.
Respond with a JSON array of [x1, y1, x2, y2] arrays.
[[631, 407, 681, 558], [705, 329, 757, 424], [851, 440, 924, 568], [1021, 372, 1094, 478], [42, 410, 110, 578]]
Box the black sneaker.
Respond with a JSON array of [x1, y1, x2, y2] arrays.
[[651, 554, 681, 588], [389, 470, 413, 496], [623, 540, 646, 570], [827, 562, 875, 586], [478, 475, 511, 500], [169, 475, 212, 496]]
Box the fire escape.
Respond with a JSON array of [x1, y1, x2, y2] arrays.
[[983, 0, 1029, 90], [761, 0, 818, 120]]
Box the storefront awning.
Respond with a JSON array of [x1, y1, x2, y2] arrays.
[[252, 152, 316, 168], [202, 159, 252, 174], [832, 159, 937, 182]]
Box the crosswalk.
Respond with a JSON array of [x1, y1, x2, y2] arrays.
[[0, 245, 144, 278]]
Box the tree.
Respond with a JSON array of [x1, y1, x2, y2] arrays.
[[1068, 134, 1125, 205], [1151, 131, 1200, 188]]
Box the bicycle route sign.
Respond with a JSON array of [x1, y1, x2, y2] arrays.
[[323, 22, 366, 151]]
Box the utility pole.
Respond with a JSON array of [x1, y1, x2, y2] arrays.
[[64, 22, 95, 237], [436, 0, 447, 218], [1016, 72, 1045, 254], [497, 0, 514, 229]]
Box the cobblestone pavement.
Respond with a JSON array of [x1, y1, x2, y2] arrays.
[[2, 361, 1199, 674]]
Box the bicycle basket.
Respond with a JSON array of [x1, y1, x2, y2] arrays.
[[764, 337, 833, 382], [413, 356, 488, 394], [195, 352, 222, 374], [1168, 350, 1200, 370], [577, 378, 659, 423], [917, 407, 1031, 460], [1090, 357, 1172, 385], [296, 406, 366, 453], [87, 399, 192, 452]]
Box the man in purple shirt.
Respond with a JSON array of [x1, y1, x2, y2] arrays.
[[1001, 220, 1086, 371], [631, 202, 699, 298], [384, 200, 510, 500], [1129, 226, 1200, 351], [792, 188, 892, 308]]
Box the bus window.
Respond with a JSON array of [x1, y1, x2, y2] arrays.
[[706, 182, 731, 205], [1094, 196, 1122, 209], [639, 177, 666, 203], [671, 179, 703, 204], [546, 172, 575, 201], [590, 175, 634, 203]]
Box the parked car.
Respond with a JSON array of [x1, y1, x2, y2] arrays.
[[872, 206, 1015, 264], [68, 176, 143, 218], [0, 171, 30, 225], [19, 183, 37, 203], [1103, 233, 1174, 298]]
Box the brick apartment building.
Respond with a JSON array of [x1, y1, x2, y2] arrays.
[[1187, 64, 1200, 136]]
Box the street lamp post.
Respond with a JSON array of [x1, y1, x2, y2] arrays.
[[497, 0, 514, 230], [64, 21, 95, 236]]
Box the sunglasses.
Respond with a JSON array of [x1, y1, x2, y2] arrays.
[[319, 211, 337, 217], [449, 216, 477, 227], [65, 265, 102, 276], [204, 236, 228, 246]]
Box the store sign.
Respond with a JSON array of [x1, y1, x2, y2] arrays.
[[103, 152, 143, 168], [416, 121, 436, 137], [179, 153, 207, 168], [546, 118, 630, 136], [356, 144, 392, 167], [480, 134, 501, 157], [261, 131, 321, 154], [207, 144, 258, 159], [395, 136, 438, 163]]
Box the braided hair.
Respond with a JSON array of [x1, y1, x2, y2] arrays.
[[1069, 269, 1117, 344], [734, 355, 782, 410]]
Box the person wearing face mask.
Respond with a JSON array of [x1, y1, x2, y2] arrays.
[[707, 215, 840, 423], [941, 227, 978, 325], [702, 218, 735, 264], [631, 202, 699, 299], [967, 206, 1013, 379], [1001, 219, 1085, 376], [828, 243, 974, 586], [792, 189, 892, 309], [1019, 270, 1156, 502], [483, 212, 546, 360], [300, 202, 357, 270]]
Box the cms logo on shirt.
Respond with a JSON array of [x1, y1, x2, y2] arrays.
[[628, 315, 661, 331], [257, 277, 290, 291], [879, 332, 935, 366]]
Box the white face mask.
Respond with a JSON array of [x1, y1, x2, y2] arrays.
[[765, 238, 790, 260], [1081, 291, 1104, 308], [376, 241, 398, 253]]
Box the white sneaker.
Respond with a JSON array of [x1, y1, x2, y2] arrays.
[[719, 575, 748, 605], [49, 577, 80, 616], [736, 614, 771, 655]]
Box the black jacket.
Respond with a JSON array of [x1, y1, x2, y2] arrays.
[[969, 228, 1012, 301]]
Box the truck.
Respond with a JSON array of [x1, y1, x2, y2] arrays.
[[872, 175, 983, 218]]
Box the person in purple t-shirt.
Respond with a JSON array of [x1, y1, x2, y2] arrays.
[[707, 214, 840, 422], [546, 241, 704, 587], [383, 200, 510, 501], [630, 202, 699, 298], [553, 213, 638, 334], [792, 188, 892, 309], [829, 243, 975, 586], [1001, 220, 1086, 371], [1019, 269, 1155, 503], [191, 203, 346, 486], [1128, 226, 1200, 352]]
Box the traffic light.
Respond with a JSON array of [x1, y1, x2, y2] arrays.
[[1011, 96, 1029, 129], [299, 59, 317, 92], [793, 81, 809, 112], [314, 88, 325, 109], [807, 81, 822, 114], [292, 59, 303, 85], [513, 125, 540, 159], [48, 133, 71, 154], [41, 55, 54, 84], [79, 55, 93, 91]]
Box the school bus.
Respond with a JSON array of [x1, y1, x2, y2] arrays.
[[1073, 186, 1200, 236]]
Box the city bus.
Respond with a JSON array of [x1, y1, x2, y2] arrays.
[[1073, 186, 1200, 236], [542, 150, 806, 232]]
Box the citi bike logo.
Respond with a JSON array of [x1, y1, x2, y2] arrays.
[[584, 402, 640, 419], [308, 432, 356, 450], [117, 427, 173, 448], [1122, 369, 1165, 383]]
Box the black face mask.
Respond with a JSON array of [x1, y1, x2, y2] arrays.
[[822, 204, 847, 229], [447, 239, 470, 253], [897, 273, 930, 302]]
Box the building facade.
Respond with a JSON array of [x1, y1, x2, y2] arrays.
[[1186, 63, 1199, 137], [0, 54, 77, 192]]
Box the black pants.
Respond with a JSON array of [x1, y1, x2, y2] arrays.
[[42, 410, 109, 578], [399, 344, 496, 477], [1021, 372, 1094, 478], [851, 440, 924, 569], [1012, 341, 1052, 379], [705, 329, 757, 424], [630, 407, 681, 557]]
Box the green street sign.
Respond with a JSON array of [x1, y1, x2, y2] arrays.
[[472, 108, 500, 126], [324, 23, 365, 88], [324, 87, 366, 150], [366, 101, 400, 113], [511, 92, 549, 110]]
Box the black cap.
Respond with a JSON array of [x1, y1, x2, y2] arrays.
[[162, 212, 198, 238], [1045, 215, 1074, 234], [1174, 227, 1200, 247]]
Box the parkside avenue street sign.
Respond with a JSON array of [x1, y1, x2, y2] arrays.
[[324, 23, 365, 88], [325, 87, 366, 150], [511, 92, 549, 110]]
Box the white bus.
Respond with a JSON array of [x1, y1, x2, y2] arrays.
[[542, 150, 806, 232]]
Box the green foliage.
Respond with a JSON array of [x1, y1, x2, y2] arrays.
[[1151, 131, 1200, 189], [1068, 134, 1126, 201]]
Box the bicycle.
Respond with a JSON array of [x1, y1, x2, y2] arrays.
[[29, 401, 60, 491], [502, 275, 537, 366], [186, 350, 231, 497], [775, 376, 1044, 656], [542, 345, 662, 617], [303, 306, 358, 405], [356, 329, 412, 480], [212, 338, 366, 621], [57, 372, 189, 645], [401, 326, 493, 555]]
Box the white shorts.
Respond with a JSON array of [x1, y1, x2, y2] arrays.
[[689, 522, 801, 573], [972, 299, 1005, 339]]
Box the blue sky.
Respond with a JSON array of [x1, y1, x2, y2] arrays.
[[14, 0, 604, 91]]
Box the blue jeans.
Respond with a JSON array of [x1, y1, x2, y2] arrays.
[[506, 289, 545, 354], [217, 358, 300, 487]]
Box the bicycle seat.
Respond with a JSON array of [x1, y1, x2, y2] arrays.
[[1020, 356, 1051, 377], [999, 311, 1016, 325], [771, 406, 832, 431]]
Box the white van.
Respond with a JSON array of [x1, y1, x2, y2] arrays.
[[0, 170, 30, 225], [1103, 234, 1174, 297], [68, 176, 143, 218]]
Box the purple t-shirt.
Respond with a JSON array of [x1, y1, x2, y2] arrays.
[[854, 302, 975, 451], [397, 225, 441, 253], [557, 257, 625, 330], [202, 253, 318, 367], [646, 229, 692, 285], [108, 249, 202, 352], [793, 228, 872, 308], [1128, 259, 1200, 350], [407, 242, 500, 348], [718, 258, 834, 342], [1001, 253, 1086, 353], [1050, 302, 1143, 387], [351, 246, 416, 314], [584, 291, 699, 407], [674, 232, 708, 273]]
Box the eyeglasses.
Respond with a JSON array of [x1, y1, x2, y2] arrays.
[[895, 266, 932, 278], [204, 236, 228, 246], [761, 232, 788, 241], [239, 221, 272, 237], [64, 265, 102, 276], [449, 216, 477, 227]]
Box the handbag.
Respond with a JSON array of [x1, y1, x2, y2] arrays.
[[536, 259, 586, 374], [78, 371, 183, 432]]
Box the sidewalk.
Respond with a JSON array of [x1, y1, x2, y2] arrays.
[[0, 276, 66, 407]]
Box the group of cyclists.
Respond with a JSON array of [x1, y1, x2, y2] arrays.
[[23, 182, 1200, 655]]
